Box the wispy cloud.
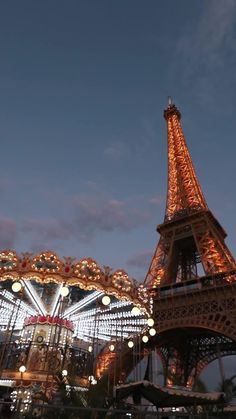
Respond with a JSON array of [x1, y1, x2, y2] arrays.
[[73, 196, 150, 241], [0, 217, 17, 248], [149, 196, 163, 205], [19, 193, 156, 249], [172, 0, 236, 105], [23, 218, 73, 241], [104, 141, 129, 159], [177, 1, 236, 67], [127, 249, 153, 269]]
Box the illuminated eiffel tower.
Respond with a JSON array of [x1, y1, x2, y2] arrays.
[[144, 100, 236, 387], [95, 101, 236, 389]]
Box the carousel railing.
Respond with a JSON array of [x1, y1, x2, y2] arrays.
[[0, 340, 93, 378]]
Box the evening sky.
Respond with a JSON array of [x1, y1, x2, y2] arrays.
[[0, 0, 236, 388]]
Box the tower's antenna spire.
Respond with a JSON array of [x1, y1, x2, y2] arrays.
[[168, 96, 172, 106]]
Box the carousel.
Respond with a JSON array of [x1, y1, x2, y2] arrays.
[[0, 250, 153, 412]]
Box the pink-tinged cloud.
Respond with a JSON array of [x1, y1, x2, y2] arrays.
[[21, 194, 157, 246], [127, 250, 153, 269], [23, 218, 74, 241], [0, 178, 11, 191], [73, 197, 151, 240], [0, 217, 17, 248], [149, 196, 162, 205]]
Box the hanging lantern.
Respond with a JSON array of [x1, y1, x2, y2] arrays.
[[147, 318, 154, 327], [149, 328, 156, 336], [128, 340, 134, 348], [12, 282, 22, 293], [142, 335, 149, 343], [60, 286, 69, 297], [131, 306, 140, 315], [102, 295, 111, 306]]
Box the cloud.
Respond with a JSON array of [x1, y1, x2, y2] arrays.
[[23, 218, 73, 241], [171, 1, 236, 104], [0, 178, 12, 191], [196, 0, 236, 60], [20, 194, 155, 246], [104, 141, 129, 159], [73, 196, 150, 241], [127, 249, 153, 269], [149, 196, 162, 205], [176, 1, 236, 71], [0, 217, 17, 248]]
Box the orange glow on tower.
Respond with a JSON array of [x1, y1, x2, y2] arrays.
[[145, 101, 236, 288]]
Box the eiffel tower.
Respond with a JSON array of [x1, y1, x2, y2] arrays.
[[144, 100, 236, 387]]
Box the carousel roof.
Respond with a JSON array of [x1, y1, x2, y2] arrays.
[[0, 250, 150, 342], [0, 250, 149, 308]]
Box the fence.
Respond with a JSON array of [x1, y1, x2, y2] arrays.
[[0, 400, 234, 419]]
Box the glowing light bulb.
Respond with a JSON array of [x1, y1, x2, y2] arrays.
[[102, 295, 111, 306], [19, 365, 26, 373], [149, 328, 156, 336], [88, 345, 93, 353], [62, 369, 68, 376], [60, 286, 69, 297], [142, 335, 149, 343], [128, 340, 134, 348], [12, 282, 22, 293], [147, 318, 154, 327], [109, 344, 115, 352], [131, 306, 140, 316]]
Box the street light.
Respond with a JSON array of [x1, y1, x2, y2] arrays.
[[19, 365, 26, 373]]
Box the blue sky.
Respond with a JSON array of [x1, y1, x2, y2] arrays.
[[0, 0, 236, 387]]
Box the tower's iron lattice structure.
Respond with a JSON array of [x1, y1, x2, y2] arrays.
[[145, 102, 236, 288], [142, 101, 236, 387]]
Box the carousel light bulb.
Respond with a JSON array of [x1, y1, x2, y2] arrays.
[[149, 328, 156, 336], [60, 286, 69, 297], [128, 340, 134, 348], [109, 344, 115, 352], [62, 369, 68, 376], [147, 318, 154, 327], [131, 306, 140, 316], [19, 365, 26, 373], [88, 345, 93, 353], [142, 335, 149, 343], [12, 282, 22, 293], [102, 295, 111, 306]]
